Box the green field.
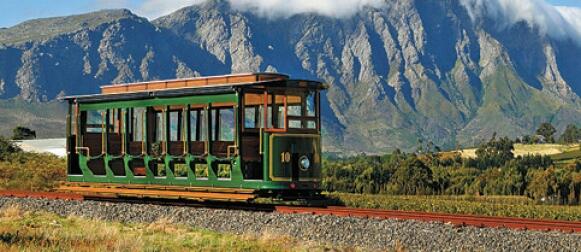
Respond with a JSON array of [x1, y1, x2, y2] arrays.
[[330, 193, 581, 221]]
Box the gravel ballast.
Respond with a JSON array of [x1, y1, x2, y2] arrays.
[[0, 197, 579, 251]]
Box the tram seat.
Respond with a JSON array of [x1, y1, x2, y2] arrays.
[[211, 141, 234, 158], [128, 142, 143, 155], [241, 137, 260, 161], [190, 141, 206, 156], [169, 141, 185, 156], [82, 133, 103, 156], [107, 134, 122, 155]]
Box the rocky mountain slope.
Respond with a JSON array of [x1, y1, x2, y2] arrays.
[[1, 0, 580, 152]]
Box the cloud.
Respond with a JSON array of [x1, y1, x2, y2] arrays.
[[229, 0, 385, 19], [135, 0, 207, 19], [460, 0, 581, 44], [109, 0, 385, 20]]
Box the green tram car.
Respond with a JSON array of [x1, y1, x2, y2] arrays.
[[61, 73, 326, 200]]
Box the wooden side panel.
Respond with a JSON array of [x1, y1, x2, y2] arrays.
[[127, 84, 147, 92], [102, 86, 127, 94], [167, 81, 187, 88], [186, 79, 208, 87], [147, 82, 167, 90]]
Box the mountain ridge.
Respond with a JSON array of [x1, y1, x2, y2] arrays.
[[0, 0, 580, 153]]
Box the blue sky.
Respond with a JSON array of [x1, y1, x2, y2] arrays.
[[0, 0, 580, 28]]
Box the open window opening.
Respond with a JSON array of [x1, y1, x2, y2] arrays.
[[210, 105, 235, 158], [194, 163, 209, 179], [81, 110, 106, 176], [129, 159, 146, 176], [189, 107, 207, 156], [128, 107, 146, 156], [149, 160, 166, 177], [168, 107, 186, 156], [147, 107, 166, 158], [107, 108, 123, 157], [216, 163, 231, 179], [170, 160, 188, 178]]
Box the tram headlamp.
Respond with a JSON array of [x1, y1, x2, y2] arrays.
[[299, 155, 310, 171]]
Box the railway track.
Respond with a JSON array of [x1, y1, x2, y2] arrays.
[[1, 190, 580, 233], [275, 206, 581, 233]]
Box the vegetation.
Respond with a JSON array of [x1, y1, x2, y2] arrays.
[[323, 134, 581, 206], [11, 126, 36, 140], [0, 205, 333, 251], [560, 124, 581, 144], [0, 137, 65, 191], [535, 122, 557, 143], [330, 193, 581, 221]]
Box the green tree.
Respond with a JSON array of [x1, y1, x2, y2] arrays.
[[560, 124, 580, 144], [472, 134, 514, 169], [536, 122, 556, 143], [0, 136, 22, 160], [386, 156, 433, 195], [12, 126, 36, 140]]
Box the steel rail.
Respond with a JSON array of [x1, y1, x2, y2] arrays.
[[275, 206, 581, 233], [1, 190, 580, 233]]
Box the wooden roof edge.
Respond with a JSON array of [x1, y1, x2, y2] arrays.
[[99, 72, 288, 90]]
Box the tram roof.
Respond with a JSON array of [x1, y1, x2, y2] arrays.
[[62, 73, 326, 103]]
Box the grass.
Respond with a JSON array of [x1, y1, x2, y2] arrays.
[[0, 205, 342, 252], [329, 193, 581, 221]]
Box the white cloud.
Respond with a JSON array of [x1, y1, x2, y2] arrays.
[[135, 0, 206, 19], [104, 0, 385, 20], [229, 0, 385, 19], [460, 0, 581, 44]]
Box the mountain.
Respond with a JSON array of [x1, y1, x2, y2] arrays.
[[0, 0, 580, 153]]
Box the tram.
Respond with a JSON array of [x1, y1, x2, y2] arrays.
[[60, 73, 326, 201]]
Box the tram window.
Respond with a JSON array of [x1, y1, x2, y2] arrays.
[[244, 107, 256, 128], [154, 110, 165, 142], [220, 108, 234, 141], [276, 105, 285, 128], [130, 108, 145, 141], [243, 93, 263, 129], [107, 109, 122, 133], [288, 95, 302, 128], [287, 95, 302, 116], [85, 110, 105, 133], [211, 107, 234, 141], [189, 109, 206, 141], [267, 95, 285, 129], [306, 91, 316, 117], [168, 110, 183, 142]]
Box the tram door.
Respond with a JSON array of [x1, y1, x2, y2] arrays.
[[241, 93, 264, 180]]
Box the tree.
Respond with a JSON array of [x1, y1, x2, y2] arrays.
[[386, 156, 434, 195], [473, 134, 514, 169], [12, 126, 36, 140], [0, 136, 22, 160], [536, 122, 556, 143], [560, 124, 580, 144]]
